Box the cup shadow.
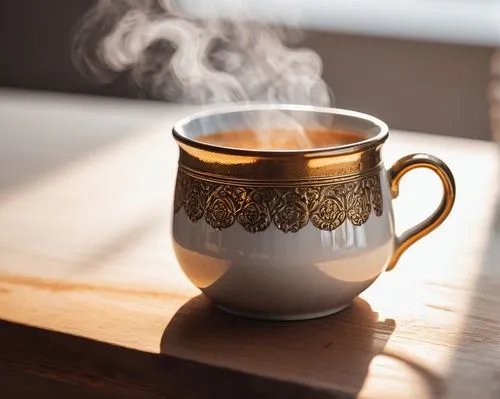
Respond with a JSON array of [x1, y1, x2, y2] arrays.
[[160, 295, 396, 397]]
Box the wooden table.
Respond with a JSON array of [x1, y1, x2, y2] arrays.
[[0, 89, 499, 399]]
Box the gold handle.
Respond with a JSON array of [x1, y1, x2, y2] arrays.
[[386, 154, 456, 271]]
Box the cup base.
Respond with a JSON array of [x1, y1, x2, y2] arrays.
[[216, 303, 351, 321]]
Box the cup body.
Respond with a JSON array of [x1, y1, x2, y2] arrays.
[[171, 105, 398, 320]]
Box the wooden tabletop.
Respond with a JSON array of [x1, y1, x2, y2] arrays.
[[0, 89, 499, 399]]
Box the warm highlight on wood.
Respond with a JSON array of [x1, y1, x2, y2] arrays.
[[0, 91, 499, 398]]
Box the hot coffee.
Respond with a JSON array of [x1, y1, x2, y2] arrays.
[[196, 128, 367, 150], [172, 105, 456, 320]]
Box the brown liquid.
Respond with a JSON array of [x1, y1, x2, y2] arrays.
[[196, 128, 366, 150]]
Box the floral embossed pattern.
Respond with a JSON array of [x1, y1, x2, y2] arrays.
[[174, 169, 384, 233]]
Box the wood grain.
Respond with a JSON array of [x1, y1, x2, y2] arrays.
[[0, 90, 499, 398]]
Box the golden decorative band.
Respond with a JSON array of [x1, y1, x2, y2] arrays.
[[174, 168, 384, 233], [177, 141, 382, 181]]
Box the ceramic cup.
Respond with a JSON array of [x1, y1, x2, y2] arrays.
[[171, 104, 456, 320]]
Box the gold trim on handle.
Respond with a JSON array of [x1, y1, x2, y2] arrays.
[[386, 154, 456, 271]]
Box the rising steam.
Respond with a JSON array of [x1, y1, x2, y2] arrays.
[[72, 0, 332, 107], [72, 0, 334, 148]]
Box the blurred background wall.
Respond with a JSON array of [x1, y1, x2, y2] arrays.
[[0, 0, 497, 140]]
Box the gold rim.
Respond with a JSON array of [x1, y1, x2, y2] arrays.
[[172, 104, 389, 157]]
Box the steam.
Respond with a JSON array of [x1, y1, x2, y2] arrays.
[[72, 0, 334, 147]]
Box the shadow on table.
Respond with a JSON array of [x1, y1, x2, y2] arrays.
[[160, 295, 395, 397], [4, 315, 357, 399], [0, 294, 444, 399]]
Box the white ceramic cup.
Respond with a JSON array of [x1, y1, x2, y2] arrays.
[[171, 105, 455, 320]]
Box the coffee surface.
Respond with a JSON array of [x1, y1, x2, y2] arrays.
[[196, 128, 367, 150]]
